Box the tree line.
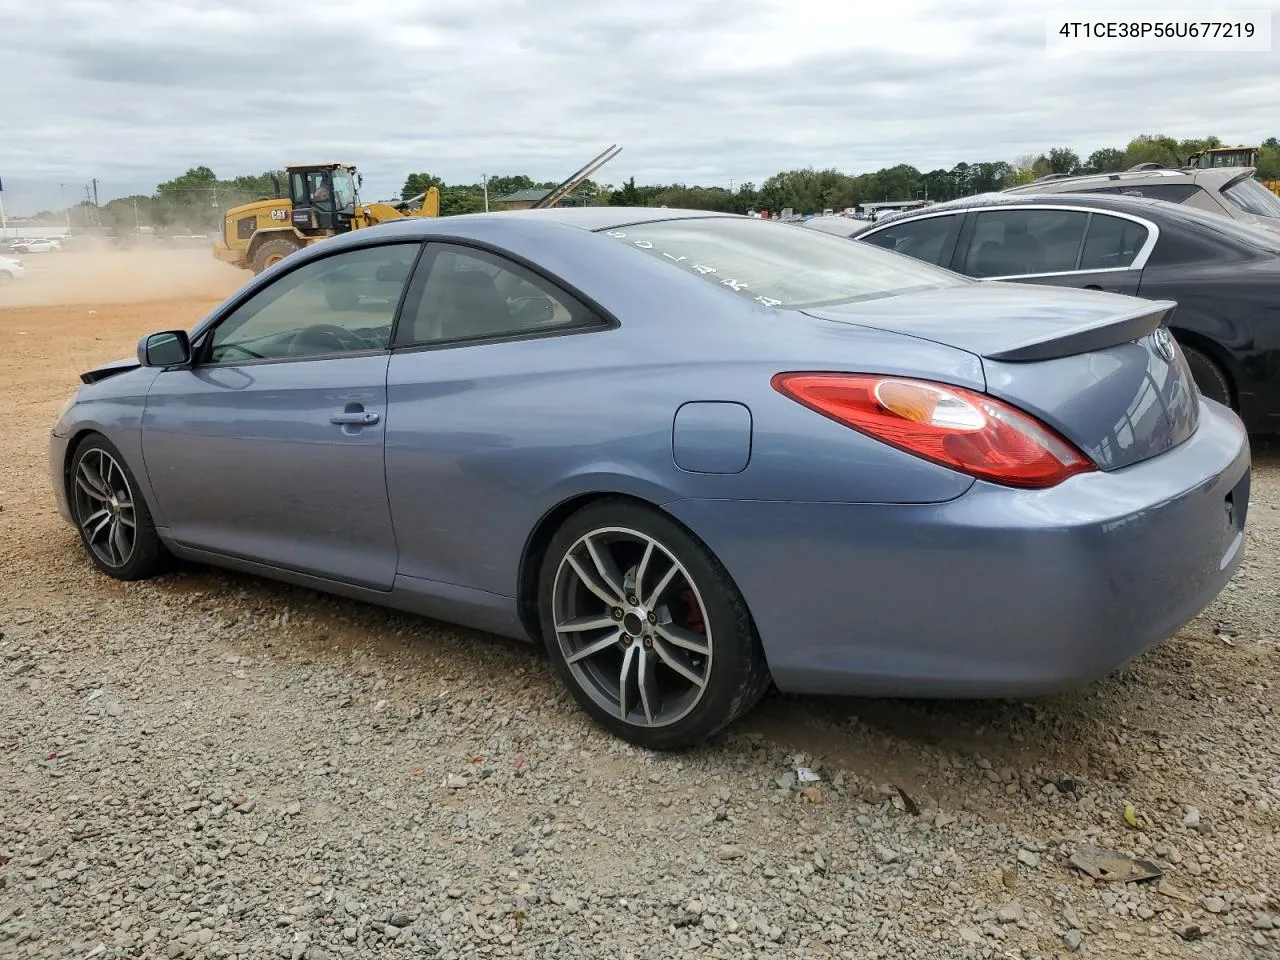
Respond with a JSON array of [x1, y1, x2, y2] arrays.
[[24, 134, 1280, 233]]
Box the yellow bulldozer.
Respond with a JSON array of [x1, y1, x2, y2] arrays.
[[212, 162, 441, 274]]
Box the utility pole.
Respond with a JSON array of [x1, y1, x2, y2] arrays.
[[132, 197, 141, 232], [482, 174, 489, 212], [0, 177, 7, 238], [92, 178, 100, 207]]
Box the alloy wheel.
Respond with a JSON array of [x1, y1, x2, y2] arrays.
[[73, 448, 137, 568], [551, 526, 713, 728]]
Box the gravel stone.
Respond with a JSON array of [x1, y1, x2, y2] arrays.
[[996, 901, 1024, 923]]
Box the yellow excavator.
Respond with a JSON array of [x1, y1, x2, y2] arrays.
[[212, 162, 441, 274]]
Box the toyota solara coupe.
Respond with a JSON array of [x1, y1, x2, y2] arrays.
[[49, 208, 1251, 748]]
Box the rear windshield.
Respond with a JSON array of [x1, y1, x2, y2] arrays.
[[600, 216, 965, 308], [1222, 176, 1280, 219]]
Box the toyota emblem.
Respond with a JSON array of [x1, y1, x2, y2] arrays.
[[1152, 327, 1176, 363]]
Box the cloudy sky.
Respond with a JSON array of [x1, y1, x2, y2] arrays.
[[0, 0, 1276, 214]]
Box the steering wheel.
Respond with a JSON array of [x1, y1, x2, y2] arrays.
[[287, 324, 366, 356]]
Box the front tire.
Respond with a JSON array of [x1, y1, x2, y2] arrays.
[[251, 236, 300, 275], [70, 434, 168, 581], [538, 498, 771, 749]]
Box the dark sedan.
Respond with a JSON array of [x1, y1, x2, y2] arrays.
[[811, 194, 1280, 433]]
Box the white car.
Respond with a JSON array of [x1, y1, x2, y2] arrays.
[[8, 238, 61, 253], [0, 255, 25, 283]]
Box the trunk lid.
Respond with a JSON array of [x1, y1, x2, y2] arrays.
[[803, 283, 1201, 470]]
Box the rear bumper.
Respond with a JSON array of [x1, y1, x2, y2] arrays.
[[666, 400, 1250, 698]]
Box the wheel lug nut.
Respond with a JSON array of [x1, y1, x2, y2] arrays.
[[643, 636, 653, 649], [626, 595, 638, 606], [612, 608, 624, 620], [622, 635, 633, 646], [647, 612, 656, 624]]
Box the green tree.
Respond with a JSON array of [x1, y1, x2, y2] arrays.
[[1176, 136, 1222, 163], [1083, 148, 1126, 173], [1257, 144, 1280, 179], [612, 177, 642, 206], [483, 175, 534, 199], [1046, 148, 1081, 175], [1123, 135, 1181, 168], [401, 173, 444, 200]]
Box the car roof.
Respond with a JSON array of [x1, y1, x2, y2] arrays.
[[341, 206, 745, 244], [864, 190, 1280, 252], [1005, 165, 1253, 194], [870, 190, 1186, 224], [461, 206, 741, 231]]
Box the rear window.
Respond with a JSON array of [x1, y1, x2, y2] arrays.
[[600, 216, 964, 308], [1222, 177, 1280, 219]]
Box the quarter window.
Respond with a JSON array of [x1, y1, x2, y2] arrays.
[[396, 244, 601, 346], [206, 244, 420, 364], [1079, 214, 1150, 271], [963, 209, 1089, 278]]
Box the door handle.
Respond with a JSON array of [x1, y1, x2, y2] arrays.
[[330, 411, 380, 426]]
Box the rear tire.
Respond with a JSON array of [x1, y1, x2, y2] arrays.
[[538, 498, 771, 750], [1180, 343, 1233, 409], [251, 236, 300, 275]]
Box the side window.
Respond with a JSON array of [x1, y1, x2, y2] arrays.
[[207, 243, 420, 364], [860, 216, 958, 266], [396, 244, 602, 347], [962, 209, 1088, 278], [307, 172, 330, 203], [1079, 214, 1151, 271]]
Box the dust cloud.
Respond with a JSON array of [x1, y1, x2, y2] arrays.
[[0, 244, 246, 309]]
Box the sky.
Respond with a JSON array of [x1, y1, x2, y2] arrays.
[[0, 0, 1276, 215]]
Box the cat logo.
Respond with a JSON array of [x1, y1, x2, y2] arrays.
[[269, 209, 289, 222]]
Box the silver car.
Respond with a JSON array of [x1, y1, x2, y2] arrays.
[[1004, 165, 1280, 232]]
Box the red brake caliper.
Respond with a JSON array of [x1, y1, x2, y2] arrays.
[[680, 585, 706, 634]]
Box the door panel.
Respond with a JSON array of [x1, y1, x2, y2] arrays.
[[385, 242, 612, 593], [138, 242, 421, 590], [142, 356, 396, 588]]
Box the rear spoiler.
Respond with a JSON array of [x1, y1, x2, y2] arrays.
[[983, 301, 1176, 362]]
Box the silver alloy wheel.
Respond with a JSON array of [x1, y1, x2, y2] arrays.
[[73, 448, 137, 568], [552, 525, 713, 727]]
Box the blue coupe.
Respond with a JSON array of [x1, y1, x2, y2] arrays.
[[49, 208, 1251, 748]]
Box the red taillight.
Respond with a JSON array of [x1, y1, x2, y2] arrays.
[[772, 373, 1095, 489]]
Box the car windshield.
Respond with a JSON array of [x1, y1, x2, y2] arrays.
[[1222, 177, 1280, 219], [600, 216, 965, 308]]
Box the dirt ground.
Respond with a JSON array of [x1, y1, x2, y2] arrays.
[[2, 249, 1279, 960]]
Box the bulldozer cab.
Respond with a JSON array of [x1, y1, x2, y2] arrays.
[[287, 163, 360, 235]]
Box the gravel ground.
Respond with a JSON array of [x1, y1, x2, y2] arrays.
[[2, 255, 1280, 959]]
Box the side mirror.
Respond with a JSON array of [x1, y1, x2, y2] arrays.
[[138, 330, 192, 367]]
